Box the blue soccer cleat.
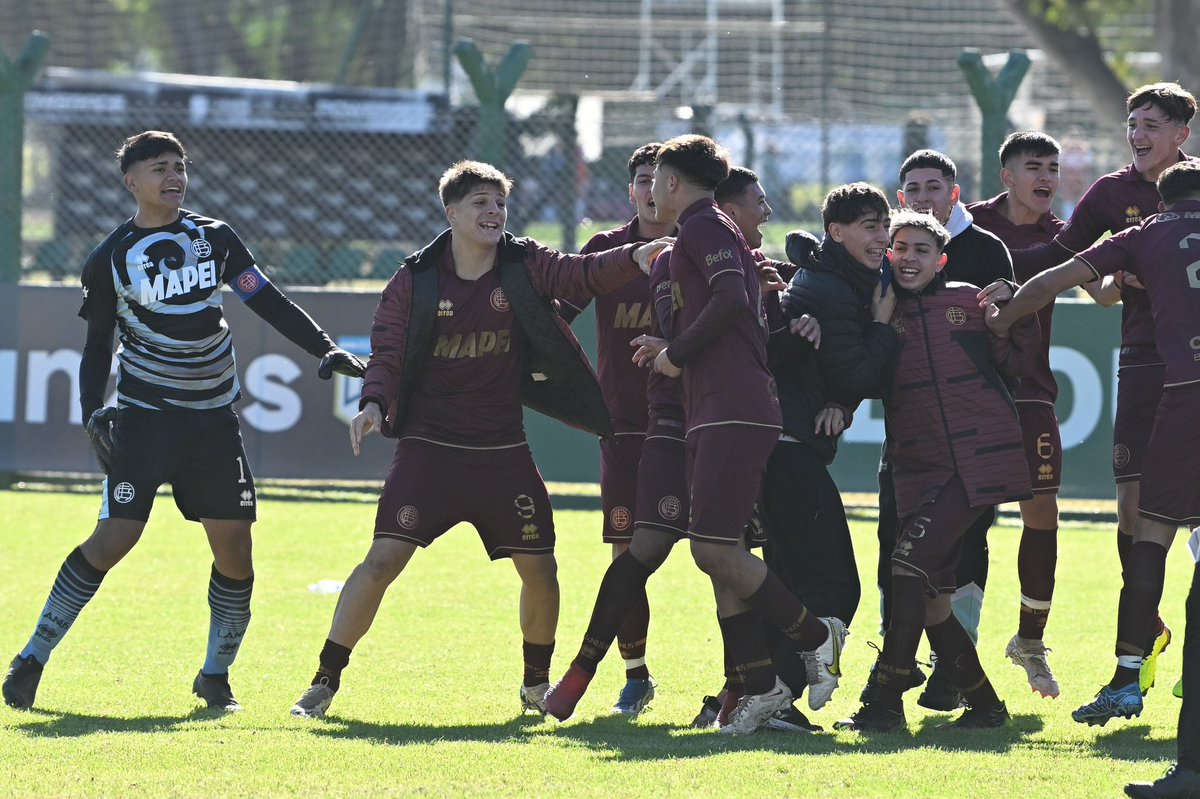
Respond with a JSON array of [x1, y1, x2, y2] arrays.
[[611, 677, 656, 717], [1072, 682, 1143, 726]]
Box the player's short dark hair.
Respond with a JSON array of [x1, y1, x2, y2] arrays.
[[117, 130, 186, 174], [899, 149, 957, 185], [1127, 82, 1197, 124], [889, 208, 950, 251], [715, 166, 760, 205], [999, 131, 1061, 166], [821, 182, 891, 232], [656, 134, 730, 191], [1157, 160, 1200, 205], [628, 142, 662, 181], [438, 161, 513, 207]]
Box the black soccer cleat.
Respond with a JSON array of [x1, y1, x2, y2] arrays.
[[942, 701, 1010, 730], [1124, 764, 1200, 799], [192, 670, 242, 711], [917, 659, 965, 712], [833, 701, 906, 733], [3, 654, 45, 710], [859, 658, 926, 705]]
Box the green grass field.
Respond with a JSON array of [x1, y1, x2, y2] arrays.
[[0, 488, 1192, 798]]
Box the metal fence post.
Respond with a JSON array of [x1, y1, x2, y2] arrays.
[[0, 32, 50, 284]]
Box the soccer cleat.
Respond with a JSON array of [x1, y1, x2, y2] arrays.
[[1005, 635, 1060, 698], [611, 677, 656, 717], [943, 701, 1010, 729], [917, 657, 965, 711], [1072, 682, 1143, 726], [859, 655, 926, 705], [1141, 624, 1172, 695], [3, 654, 44, 710], [691, 695, 721, 729], [542, 663, 592, 720], [718, 677, 792, 736], [290, 678, 336, 719], [833, 702, 906, 733], [520, 681, 551, 716], [801, 617, 846, 711], [192, 670, 241, 711], [765, 703, 823, 733], [1174, 678, 1184, 699], [1124, 764, 1200, 799]]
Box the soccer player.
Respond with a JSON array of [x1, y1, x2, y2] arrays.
[[1007, 83, 1196, 699], [881, 148, 1014, 711], [984, 159, 1200, 796], [556, 143, 672, 715], [625, 135, 843, 735], [836, 210, 1035, 733], [289, 161, 666, 720], [967, 132, 1066, 698], [1, 130, 366, 712]]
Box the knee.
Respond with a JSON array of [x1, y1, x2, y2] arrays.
[[689, 541, 725, 577], [360, 545, 409, 583]]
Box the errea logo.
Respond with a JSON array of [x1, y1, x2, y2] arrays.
[[705, 249, 733, 267], [239, 489, 255, 508]]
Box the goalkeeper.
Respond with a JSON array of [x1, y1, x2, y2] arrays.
[[2, 130, 364, 713]]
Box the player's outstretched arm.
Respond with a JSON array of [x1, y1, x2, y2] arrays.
[[240, 276, 363, 377], [986, 259, 1093, 336], [350, 401, 383, 456]]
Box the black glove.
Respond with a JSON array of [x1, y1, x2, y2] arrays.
[[318, 347, 366, 379], [85, 406, 119, 474], [785, 229, 820, 266]]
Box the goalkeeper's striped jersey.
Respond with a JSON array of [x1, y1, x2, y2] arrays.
[[79, 210, 268, 411]]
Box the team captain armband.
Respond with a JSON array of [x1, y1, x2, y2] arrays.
[[229, 265, 270, 300]]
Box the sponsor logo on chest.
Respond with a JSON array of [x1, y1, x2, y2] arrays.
[[137, 260, 220, 305]]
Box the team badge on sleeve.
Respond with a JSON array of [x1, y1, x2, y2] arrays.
[[230, 265, 268, 300]]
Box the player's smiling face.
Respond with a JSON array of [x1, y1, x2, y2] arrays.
[[889, 225, 946, 292], [629, 163, 658, 227], [1128, 102, 1190, 177], [722, 180, 772, 249], [124, 151, 187, 222], [649, 163, 680, 226], [829, 211, 889, 270], [898, 168, 959, 224], [447, 183, 507, 246], [1003, 152, 1059, 217]]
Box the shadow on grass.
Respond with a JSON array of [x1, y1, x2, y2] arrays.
[[8, 706, 238, 737], [1090, 723, 1176, 763], [303, 709, 1046, 760]]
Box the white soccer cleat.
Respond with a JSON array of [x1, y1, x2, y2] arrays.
[[803, 617, 846, 710], [1005, 634, 1060, 698], [718, 677, 792, 735], [291, 679, 336, 719], [520, 682, 550, 715]]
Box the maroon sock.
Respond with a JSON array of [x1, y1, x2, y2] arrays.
[[1116, 528, 1132, 578], [1112, 541, 1168, 688], [573, 550, 654, 675], [746, 570, 826, 649], [523, 641, 554, 686], [1017, 526, 1057, 639], [926, 615, 1001, 710], [876, 575, 926, 708], [315, 639, 352, 690], [616, 588, 651, 680], [719, 610, 775, 695]]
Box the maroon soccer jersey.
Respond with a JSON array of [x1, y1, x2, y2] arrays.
[[1076, 199, 1200, 388], [647, 245, 684, 425], [560, 218, 653, 433], [1052, 154, 1195, 365], [968, 193, 1064, 403], [399, 248, 526, 446], [665, 199, 781, 431]]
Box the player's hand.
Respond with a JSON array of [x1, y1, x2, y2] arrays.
[[350, 402, 383, 456], [758, 263, 788, 294], [785, 229, 820, 265], [319, 347, 366, 379], [788, 313, 821, 349], [633, 237, 674, 275], [976, 279, 1013, 308], [85, 407, 119, 474], [653, 348, 682, 378], [631, 334, 668, 367], [1123, 272, 1144, 290], [814, 405, 846, 437], [984, 302, 1011, 338], [870, 279, 896, 324]]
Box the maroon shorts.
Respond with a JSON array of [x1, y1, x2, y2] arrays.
[[685, 424, 778, 544], [634, 419, 689, 538], [891, 475, 988, 595], [1017, 401, 1062, 494], [1138, 384, 1200, 526], [600, 433, 645, 542], [1113, 363, 1166, 483], [374, 438, 554, 559]]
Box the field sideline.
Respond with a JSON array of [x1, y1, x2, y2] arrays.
[[0, 488, 1192, 798]]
